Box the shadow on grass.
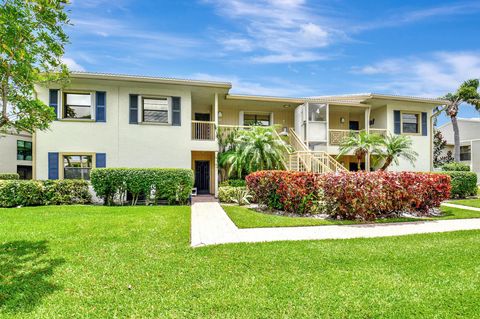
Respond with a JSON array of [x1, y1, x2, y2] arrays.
[[0, 240, 65, 314]]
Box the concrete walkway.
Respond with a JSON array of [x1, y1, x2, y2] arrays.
[[191, 202, 480, 247]]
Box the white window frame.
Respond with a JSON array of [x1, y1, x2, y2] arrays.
[[139, 95, 172, 125], [60, 90, 95, 121]]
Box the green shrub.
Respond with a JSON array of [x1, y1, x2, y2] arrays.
[[43, 180, 91, 205], [90, 168, 194, 205], [219, 186, 251, 205], [0, 173, 19, 180], [0, 179, 92, 207], [220, 179, 246, 187], [441, 162, 470, 171], [441, 171, 477, 198], [0, 180, 44, 207]]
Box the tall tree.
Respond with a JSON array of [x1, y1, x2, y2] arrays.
[[337, 131, 383, 171], [378, 134, 418, 171], [0, 0, 70, 134], [441, 79, 480, 162]]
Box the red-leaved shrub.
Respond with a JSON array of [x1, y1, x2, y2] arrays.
[[246, 170, 451, 220]]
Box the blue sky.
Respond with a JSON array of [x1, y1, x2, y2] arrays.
[[65, 0, 480, 125]]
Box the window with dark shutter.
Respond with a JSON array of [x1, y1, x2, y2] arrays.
[[172, 97, 181, 126], [129, 94, 139, 124]]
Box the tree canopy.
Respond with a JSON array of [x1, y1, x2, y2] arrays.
[[0, 0, 70, 134]]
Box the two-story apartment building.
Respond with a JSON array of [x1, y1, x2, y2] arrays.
[[0, 131, 33, 179], [34, 72, 448, 196], [438, 118, 480, 179]]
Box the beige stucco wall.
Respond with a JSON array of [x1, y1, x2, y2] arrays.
[[0, 133, 32, 174], [328, 109, 366, 130], [438, 119, 480, 145], [219, 103, 294, 129], [385, 101, 433, 172], [34, 79, 201, 179], [471, 140, 480, 183], [370, 106, 387, 129]]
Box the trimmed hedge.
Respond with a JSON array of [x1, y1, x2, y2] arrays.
[[220, 179, 247, 187], [0, 173, 19, 180], [441, 162, 470, 171], [0, 180, 91, 208], [441, 171, 477, 198], [246, 171, 451, 220], [90, 168, 194, 205]]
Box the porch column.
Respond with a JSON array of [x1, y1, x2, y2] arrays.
[[214, 93, 219, 127], [214, 151, 219, 198], [365, 107, 371, 171]]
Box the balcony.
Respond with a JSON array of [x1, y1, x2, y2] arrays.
[[329, 129, 388, 146], [192, 121, 215, 141]]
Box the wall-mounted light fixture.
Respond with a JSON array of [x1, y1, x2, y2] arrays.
[[279, 127, 289, 136], [340, 117, 345, 124], [369, 118, 375, 126], [218, 111, 223, 118], [283, 104, 291, 108]]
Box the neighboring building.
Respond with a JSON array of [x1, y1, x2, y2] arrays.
[[34, 72, 448, 196], [0, 132, 33, 179], [438, 118, 480, 178]]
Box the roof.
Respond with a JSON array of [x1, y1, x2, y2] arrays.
[[307, 93, 450, 105], [70, 71, 232, 89], [437, 117, 480, 130], [68, 72, 450, 105]]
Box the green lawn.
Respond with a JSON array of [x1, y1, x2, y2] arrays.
[[1, 205, 480, 318], [449, 198, 480, 208], [223, 204, 480, 228]]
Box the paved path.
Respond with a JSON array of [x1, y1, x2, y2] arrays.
[[191, 202, 480, 247], [441, 202, 480, 211]]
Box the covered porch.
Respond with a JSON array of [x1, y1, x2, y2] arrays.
[[191, 151, 218, 197]]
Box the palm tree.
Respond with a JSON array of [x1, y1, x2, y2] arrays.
[[337, 131, 383, 171], [223, 126, 289, 178], [441, 79, 480, 162], [378, 134, 418, 170]]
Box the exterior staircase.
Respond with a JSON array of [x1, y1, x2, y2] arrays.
[[274, 128, 347, 174]]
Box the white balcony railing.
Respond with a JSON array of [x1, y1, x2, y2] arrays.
[[192, 121, 215, 141]]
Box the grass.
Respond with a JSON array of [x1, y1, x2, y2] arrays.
[[223, 204, 480, 229], [449, 198, 480, 208], [1, 205, 480, 318]]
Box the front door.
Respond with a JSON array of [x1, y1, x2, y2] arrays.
[[349, 121, 360, 131], [195, 113, 210, 121], [194, 161, 210, 194]]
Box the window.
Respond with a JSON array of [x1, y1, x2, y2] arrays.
[[308, 104, 326, 122], [244, 113, 271, 126], [63, 92, 92, 119], [17, 140, 32, 161], [402, 112, 420, 134], [142, 97, 170, 123], [460, 145, 471, 161], [63, 155, 92, 180]]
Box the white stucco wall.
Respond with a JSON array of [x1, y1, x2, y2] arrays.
[[471, 140, 480, 183], [0, 133, 32, 174], [384, 101, 433, 172], [34, 79, 204, 179]]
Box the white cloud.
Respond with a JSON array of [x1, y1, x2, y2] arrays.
[[354, 2, 480, 32], [62, 57, 85, 71], [352, 52, 480, 97], [205, 0, 340, 63], [188, 72, 313, 96]]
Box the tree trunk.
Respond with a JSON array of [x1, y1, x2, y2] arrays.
[[380, 156, 393, 171], [357, 156, 362, 171], [451, 115, 461, 162]]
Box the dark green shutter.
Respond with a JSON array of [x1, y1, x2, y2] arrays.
[[96, 91, 106, 122], [421, 112, 427, 136], [172, 97, 181, 126], [48, 152, 59, 180], [129, 94, 138, 124], [394, 110, 401, 134], [49, 89, 59, 119], [96, 153, 106, 168]]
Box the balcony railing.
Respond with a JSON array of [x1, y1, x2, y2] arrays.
[[192, 121, 215, 140], [329, 129, 388, 146]]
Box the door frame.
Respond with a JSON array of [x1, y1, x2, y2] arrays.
[[194, 160, 210, 194]]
